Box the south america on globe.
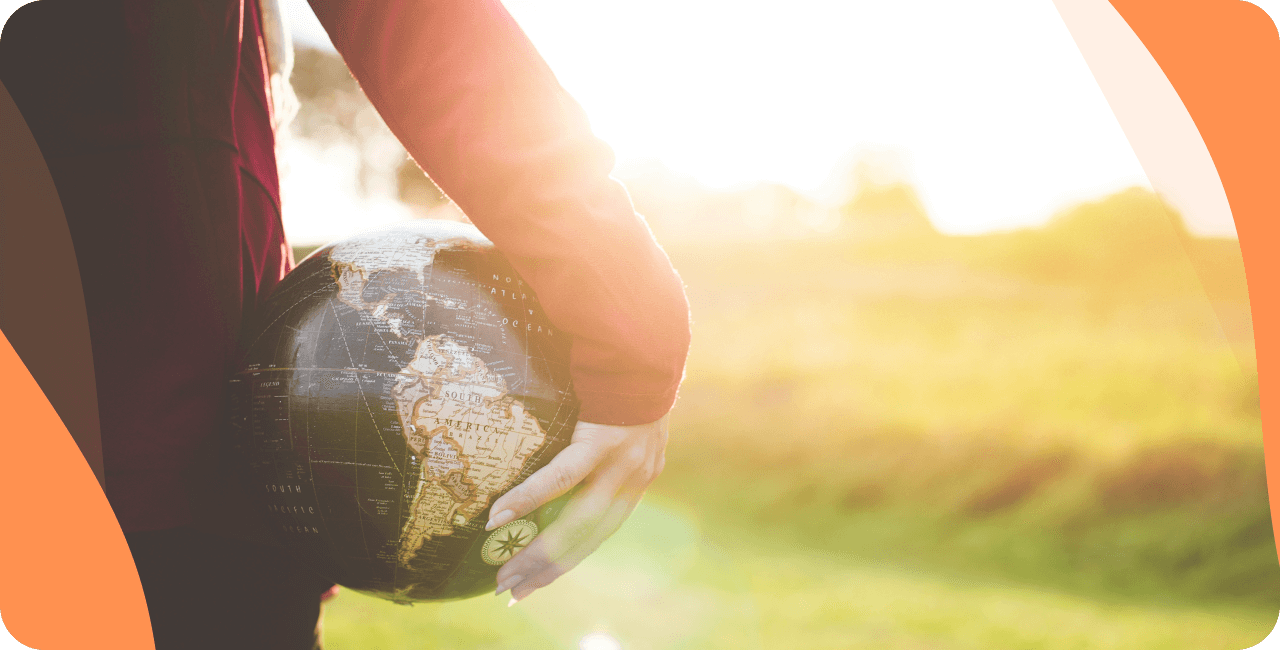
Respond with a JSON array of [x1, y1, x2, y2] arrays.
[[227, 221, 578, 603]]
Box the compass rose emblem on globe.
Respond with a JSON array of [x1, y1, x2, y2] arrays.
[[482, 520, 540, 565]]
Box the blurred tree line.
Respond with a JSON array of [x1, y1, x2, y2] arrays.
[[288, 45, 1250, 311], [291, 46, 450, 212]]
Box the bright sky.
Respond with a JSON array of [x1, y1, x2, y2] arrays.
[[2, 0, 1263, 237]]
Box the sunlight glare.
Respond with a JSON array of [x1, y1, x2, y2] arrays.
[[276, 0, 1250, 236], [579, 632, 623, 650]]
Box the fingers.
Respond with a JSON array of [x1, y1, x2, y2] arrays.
[[489, 416, 671, 603], [486, 440, 604, 530], [488, 418, 667, 530], [507, 491, 642, 603], [495, 459, 630, 587], [499, 462, 648, 597], [509, 491, 642, 602]]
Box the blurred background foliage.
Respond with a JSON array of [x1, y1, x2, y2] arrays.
[[285, 46, 1275, 649]]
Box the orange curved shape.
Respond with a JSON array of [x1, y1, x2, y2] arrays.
[[1105, 0, 1280, 558], [0, 1, 1276, 648], [0, 331, 153, 649]]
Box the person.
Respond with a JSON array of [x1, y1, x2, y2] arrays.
[[0, 0, 691, 648]]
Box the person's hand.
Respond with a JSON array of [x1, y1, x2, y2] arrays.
[[488, 414, 670, 603]]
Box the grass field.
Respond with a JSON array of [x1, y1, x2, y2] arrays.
[[312, 189, 1279, 649], [322, 502, 1277, 650]]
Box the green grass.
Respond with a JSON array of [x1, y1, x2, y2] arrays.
[[313, 189, 1277, 647], [659, 218, 1275, 606], [323, 499, 1277, 650]]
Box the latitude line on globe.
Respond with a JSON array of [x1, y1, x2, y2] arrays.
[[398, 254, 434, 594], [355, 270, 425, 488], [241, 273, 335, 356], [325, 298, 367, 558]]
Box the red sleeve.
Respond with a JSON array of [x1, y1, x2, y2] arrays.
[[306, 0, 691, 425]]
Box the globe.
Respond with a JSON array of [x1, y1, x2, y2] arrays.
[[227, 220, 579, 603]]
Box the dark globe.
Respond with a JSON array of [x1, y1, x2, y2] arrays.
[[227, 221, 578, 603]]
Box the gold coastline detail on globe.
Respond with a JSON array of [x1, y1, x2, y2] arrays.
[[228, 221, 578, 603]]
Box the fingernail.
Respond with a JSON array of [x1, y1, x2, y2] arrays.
[[495, 574, 523, 596], [507, 596, 519, 607], [486, 509, 515, 531]]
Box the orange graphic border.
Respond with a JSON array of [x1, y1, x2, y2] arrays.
[[0, 1, 1276, 647]]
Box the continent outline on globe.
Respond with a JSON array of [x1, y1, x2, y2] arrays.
[[389, 333, 548, 566], [229, 221, 578, 602]]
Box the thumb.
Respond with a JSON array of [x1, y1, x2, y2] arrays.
[[486, 440, 603, 530]]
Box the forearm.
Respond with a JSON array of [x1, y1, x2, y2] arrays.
[[308, 0, 690, 424]]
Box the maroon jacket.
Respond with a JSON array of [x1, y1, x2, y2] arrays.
[[0, 0, 690, 533]]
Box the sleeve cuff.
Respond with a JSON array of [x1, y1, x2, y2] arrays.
[[574, 384, 681, 426]]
